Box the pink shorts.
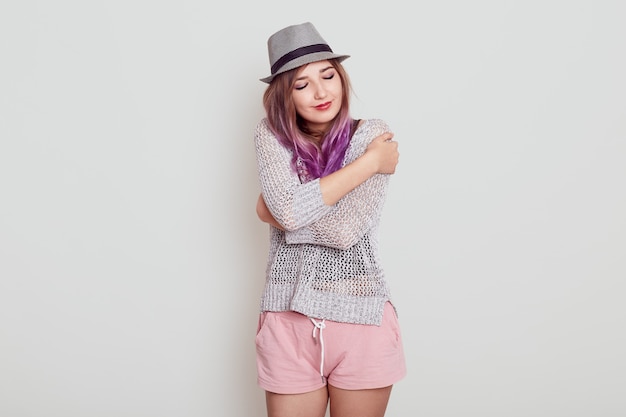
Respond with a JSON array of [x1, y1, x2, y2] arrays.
[[255, 302, 406, 394]]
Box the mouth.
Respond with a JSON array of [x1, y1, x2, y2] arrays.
[[315, 101, 332, 110]]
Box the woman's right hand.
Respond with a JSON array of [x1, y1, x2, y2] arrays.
[[365, 132, 399, 174], [256, 193, 285, 230]]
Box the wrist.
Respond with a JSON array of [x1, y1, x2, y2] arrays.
[[358, 151, 379, 176]]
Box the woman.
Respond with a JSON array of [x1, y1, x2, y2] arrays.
[[254, 22, 406, 417]]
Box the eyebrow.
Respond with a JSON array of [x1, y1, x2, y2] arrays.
[[295, 66, 335, 81]]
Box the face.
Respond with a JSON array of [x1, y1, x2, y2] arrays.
[[292, 60, 343, 132]]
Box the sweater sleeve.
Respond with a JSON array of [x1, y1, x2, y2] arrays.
[[255, 119, 332, 231], [284, 119, 392, 250]]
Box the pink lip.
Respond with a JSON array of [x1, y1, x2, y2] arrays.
[[315, 101, 332, 110]]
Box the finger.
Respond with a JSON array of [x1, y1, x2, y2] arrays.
[[377, 132, 394, 142]]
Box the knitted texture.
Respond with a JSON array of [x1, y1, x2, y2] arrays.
[[255, 118, 394, 325]]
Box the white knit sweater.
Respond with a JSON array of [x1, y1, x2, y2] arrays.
[[254, 117, 394, 325]]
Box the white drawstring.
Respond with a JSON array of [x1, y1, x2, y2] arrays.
[[309, 318, 326, 382]]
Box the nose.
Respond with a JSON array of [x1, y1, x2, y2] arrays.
[[313, 83, 327, 100]]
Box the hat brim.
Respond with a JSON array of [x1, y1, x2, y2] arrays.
[[260, 53, 350, 83]]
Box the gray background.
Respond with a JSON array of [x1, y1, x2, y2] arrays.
[[1, 1, 624, 416]]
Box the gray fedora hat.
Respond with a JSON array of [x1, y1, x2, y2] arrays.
[[260, 22, 350, 83]]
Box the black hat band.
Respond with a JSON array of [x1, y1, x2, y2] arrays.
[[271, 43, 333, 75]]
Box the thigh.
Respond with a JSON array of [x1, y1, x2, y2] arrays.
[[266, 387, 329, 417], [328, 385, 393, 417]]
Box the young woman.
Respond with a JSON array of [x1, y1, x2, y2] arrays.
[[254, 22, 406, 417]]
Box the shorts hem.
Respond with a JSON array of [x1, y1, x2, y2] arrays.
[[258, 378, 327, 395], [327, 369, 407, 391]]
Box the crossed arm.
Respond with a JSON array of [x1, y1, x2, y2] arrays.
[[255, 119, 399, 248]]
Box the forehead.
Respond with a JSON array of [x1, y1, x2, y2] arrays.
[[296, 60, 333, 76]]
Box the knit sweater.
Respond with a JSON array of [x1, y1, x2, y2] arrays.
[[254, 117, 394, 325]]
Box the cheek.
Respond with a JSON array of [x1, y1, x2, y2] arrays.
[[332, 82, 343, 101], [292, 94, 308, 114]]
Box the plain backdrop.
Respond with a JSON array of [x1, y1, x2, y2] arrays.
[[1, 1, 625, 416]]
